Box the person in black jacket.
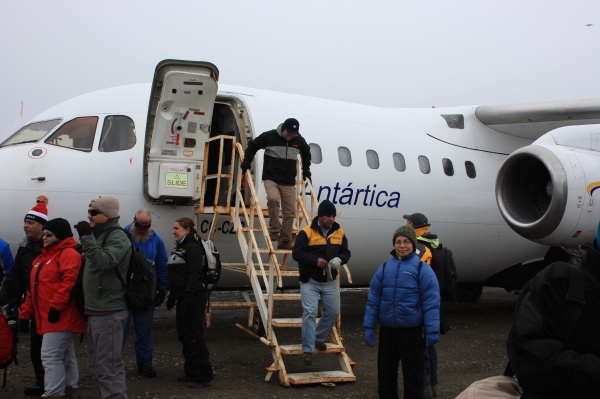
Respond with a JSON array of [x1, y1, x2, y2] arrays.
[[241, 118, 311, 249], [292, 200, 351, 366], [167, 217, 214, 388], [505, 234, 600, 398], [7, 202, 49, 396]]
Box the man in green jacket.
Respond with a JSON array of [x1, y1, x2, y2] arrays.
[[75, 194, 131, 399]]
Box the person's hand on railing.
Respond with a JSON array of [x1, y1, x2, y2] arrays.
[[241, 160, 251, 174]]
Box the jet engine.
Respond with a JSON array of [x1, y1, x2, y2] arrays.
[[496, 125, 600, 246]]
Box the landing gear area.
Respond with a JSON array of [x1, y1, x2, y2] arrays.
[[457, 282, 483, 302]]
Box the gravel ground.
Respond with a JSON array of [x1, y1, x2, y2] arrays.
[[5, 287, 518, 399]]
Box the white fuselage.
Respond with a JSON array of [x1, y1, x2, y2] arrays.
[[0, 83, 547, 287]]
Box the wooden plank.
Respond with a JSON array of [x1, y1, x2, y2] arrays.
[[272, 318, 319, 328], [263, 293, 301, 301], [286, 371, 356, 385], [279, 344, 345, 355]]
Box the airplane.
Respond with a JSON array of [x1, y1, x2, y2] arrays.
[[1, 59, 599, 302]]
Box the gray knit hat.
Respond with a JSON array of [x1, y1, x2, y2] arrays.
[[89, 194, 120, 219], [392, 225, 417, 252]]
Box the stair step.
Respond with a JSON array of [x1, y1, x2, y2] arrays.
[[263, 294, 302, 300], [279, 343, 345, 355], [272, 318, 317, 328], [286, 371, 356, 385]]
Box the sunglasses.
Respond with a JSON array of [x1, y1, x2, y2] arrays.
[[88, 209, 102, 216], [134, 221, 151, 230], [42, 232, 55, 238]]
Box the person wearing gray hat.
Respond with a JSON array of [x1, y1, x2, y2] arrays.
[[240, 118, 312, 250], [74, 195, 131, 399]]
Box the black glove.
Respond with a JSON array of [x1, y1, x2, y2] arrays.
[[241, 160, 251, 174], [303, 170, 312, 184], [6, 301, 19, 317], [166, 296, 176, 311], [154, 290, 166, 307], [48, 307, 60, 323], [19, 318, 30, 334], [74, 221, 92, 238]]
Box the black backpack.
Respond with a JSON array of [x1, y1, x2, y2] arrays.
[[423, 242, 458, 303], [103, 227, 156, 311]]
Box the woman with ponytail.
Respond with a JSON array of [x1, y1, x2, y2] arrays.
[[167, 217, 213, 388]]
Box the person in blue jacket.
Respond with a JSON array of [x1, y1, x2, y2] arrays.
[[0, 237, 15, 304], [364, 225, 440, 399], [122, 208, 169, 378]]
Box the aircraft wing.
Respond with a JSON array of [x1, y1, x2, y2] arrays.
[[475, 98, 600, 140]]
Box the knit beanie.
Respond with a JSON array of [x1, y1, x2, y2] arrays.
[[25, 203, 48, 225], [89, 194, 120, 219], [318, 200, 337, 217], [392, 225, 417, 252], [43, 218, 73, 241]]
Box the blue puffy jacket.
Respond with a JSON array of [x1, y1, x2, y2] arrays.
[[364, 251, 440, 334]]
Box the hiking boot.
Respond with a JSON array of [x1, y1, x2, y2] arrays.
[[278, 240, 294, 250], [177, 374, 192, 382], [65, 386, 77, 398], [24, 384, 44, 396], [302, 352, 312, 365], [187, 381, 208, 388], [314, 341, 327, 351], [138, 364, 157, 378]]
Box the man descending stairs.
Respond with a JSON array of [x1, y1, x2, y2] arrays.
[[240, 118, 312, 250], [292, 200, 351, 367]]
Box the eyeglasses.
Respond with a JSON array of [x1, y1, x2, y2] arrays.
[[42, 232, 54, 238], [88, 209, 102, 216], [394, 239, 412, 246]]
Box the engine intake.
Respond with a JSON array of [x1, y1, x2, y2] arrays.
[[496, 146, 567, 240]]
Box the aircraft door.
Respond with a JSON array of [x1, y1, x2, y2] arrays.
[[144, 59, 219, 205]]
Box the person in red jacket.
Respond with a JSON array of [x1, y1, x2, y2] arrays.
[[20, 218, 86, 399]]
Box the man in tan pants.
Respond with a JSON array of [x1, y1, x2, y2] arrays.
[[241, 118, 312, 249]]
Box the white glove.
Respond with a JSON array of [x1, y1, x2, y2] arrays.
[[328, 257, 342, 270]]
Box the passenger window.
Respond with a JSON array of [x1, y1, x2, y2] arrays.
[[418, 156, 431, 174], [338, 147, 352, 167], [393, 153, 406, 172], [44, 117, 98, 152], [98, 115, 136, 152], [309, 143, 322, 164], [366, 150, 379, 169], [465, 161, 476, 178], [442, 158, 454, 176]]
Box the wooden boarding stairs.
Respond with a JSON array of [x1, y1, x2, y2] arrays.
[[196, 135, 357, 386]]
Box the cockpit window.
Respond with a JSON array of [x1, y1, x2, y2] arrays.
[[98, 115, 136, 152], [44, 117, 98, 152], [0, 118, 61, 147]]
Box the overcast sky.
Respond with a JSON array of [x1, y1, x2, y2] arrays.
[[1, 0, 598, 139]]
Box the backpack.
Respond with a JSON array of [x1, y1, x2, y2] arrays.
[[422, 242, 458, 303], [200, 238, 221, 290], [102, 227, 156, 311], [0, 313, 18, 388]]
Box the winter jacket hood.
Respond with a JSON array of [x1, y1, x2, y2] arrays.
[[19, 237, 85, 334], [364, 251, 440, 333]]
